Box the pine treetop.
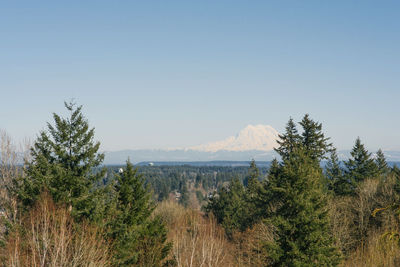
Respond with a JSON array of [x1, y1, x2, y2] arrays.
[[276, 115, 332, 163], [345, 137, 378, 183], [299, 114, 332, 161], [375, 149, 389, 176], [275, 118, 301, 160], [244, 159, 260, 189]]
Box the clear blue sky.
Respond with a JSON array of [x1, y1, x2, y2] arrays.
[[1, 1, 399, 151]]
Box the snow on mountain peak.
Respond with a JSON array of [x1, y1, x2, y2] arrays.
[[189, 124, 280, 152]]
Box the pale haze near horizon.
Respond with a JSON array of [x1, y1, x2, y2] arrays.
[[1, 1, 399, 152]]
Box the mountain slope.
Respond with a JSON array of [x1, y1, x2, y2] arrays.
[[189, 124, 279, 152]]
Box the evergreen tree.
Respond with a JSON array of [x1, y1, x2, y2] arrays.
[[243, 159, 260, 188], [275, 118, 301, 160], [255, 159, 281, 221], [17, 101, 106, 219], [268, 158, 281, 181], [157, 181, 169, 202], [391, 165, 400, 196], [325, 149, 350, 195], [243, 159, 261, 228], [108, 160, 171, 266], [195, 173, 202, 188], [206, 161, 264, 236], [299, 114, 332, 162], [375, 149, 390, 176], [257, 115, 340, 265], [179, 181, 190, 207], [276, 115, 332, 163], [263, 148, 341, 266], [205, 178, 247, 237], [345, 137, 378, 189], [392, 165, 400, 177]]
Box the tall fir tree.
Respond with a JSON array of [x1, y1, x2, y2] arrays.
[[375, 149, 390, 176], [275, 118, 301, 160], [258, 115, 340, 265], [263, 148, 341, 266], [17, 101, 106, 219], [260, 115, 334, 213], [108, 160, 171, 266], [345, 137, 378, 190], [299, 114, 332, 162]]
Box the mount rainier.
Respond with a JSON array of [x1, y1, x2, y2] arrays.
[[104, 124, 281, 164], [103, 125, 400, 164], [189, 124, 279, 152]]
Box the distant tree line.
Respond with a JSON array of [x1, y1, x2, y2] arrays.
[[105, 164, 269, 203]]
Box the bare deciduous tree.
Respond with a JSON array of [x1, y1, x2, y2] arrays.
[[2, 192, 111, 267]]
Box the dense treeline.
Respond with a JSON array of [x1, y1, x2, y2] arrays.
[[105, 164, 269, 203], [1, 103, 400, 266]]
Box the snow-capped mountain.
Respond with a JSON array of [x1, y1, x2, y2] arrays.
[[103, 124, 281, 163], [102, 123, 400, 164], [189, 124, 280, 152]]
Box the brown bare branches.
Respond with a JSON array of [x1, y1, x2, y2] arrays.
[[2, 192, 111, 267]]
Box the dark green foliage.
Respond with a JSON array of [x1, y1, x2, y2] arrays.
[[195, 173, 202, 188], [205, 160, 264, 236], [299, 114, 332, 162], [17, 101, 106, 220], [392, 166, 400, 196], [243, 159, 261, 227], [325, 149, 349, 195], [325, 149, 342, 188], [268, 158, 281, 181], [243, 159, 260, 187], [275, 118, 301, 160], [375, 149, 390, 176], [258, 116, 340, 265], [392, 165, 400, 177], [344, 137, 378, 193], [254, 159, 280, 219], [275, 115, 332, 163], [157, 181, 169, 202], [205, 177, 247, 238], [108, 160, 171, 266], [112, 164, 270, 201], [179, 181, 190, 207], [263, 148, 341, 266]]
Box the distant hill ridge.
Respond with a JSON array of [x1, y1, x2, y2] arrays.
[[188, 124, 279, 152]]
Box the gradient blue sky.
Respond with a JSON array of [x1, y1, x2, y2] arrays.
[[1, 1, 399, 151]]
